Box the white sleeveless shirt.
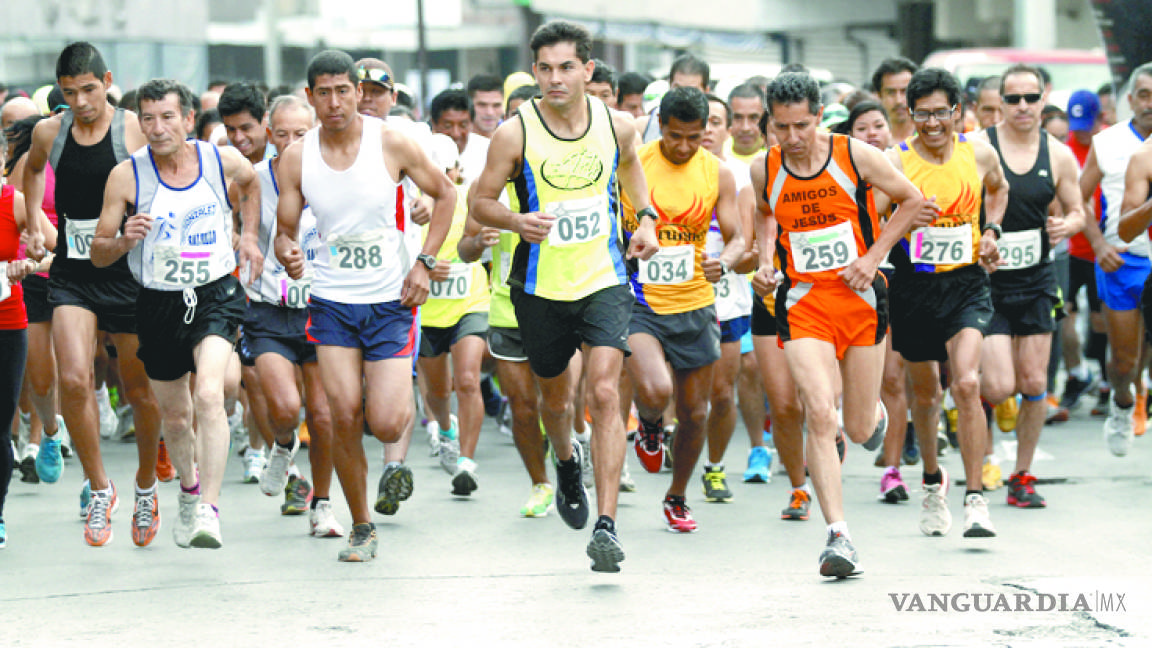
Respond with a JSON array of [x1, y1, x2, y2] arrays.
[[127, 141, 236, 291], [1095, 120, 1150, 256], [302, 116, 409, 303], [245, 158, 319, 308]]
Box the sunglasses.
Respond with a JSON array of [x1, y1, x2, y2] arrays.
[[911, 106, 956, 123], [357, 67, 393, 88], [1002, 93, 1042, 105]]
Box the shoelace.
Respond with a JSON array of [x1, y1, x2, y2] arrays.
[[706, 472, 726, 489], [1013, 473, 1037, 493], [88, 493, 111, 529], [791, 491, 808, 509], [666, 497, 689, 518], [351, 525, 374, 546], [135, 495, 155, 527], [640, 427, 662, 453]]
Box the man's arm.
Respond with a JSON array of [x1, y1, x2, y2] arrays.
[[390, 127, 457, 307], [1047, 138, 1086, 244], [974, 138, 1010, 227], [90, 161, 144, 268], [611, 111, 658, 261], [274, 141, 307, 280], [731, 184, 759, 274], [749, 153, 779, 297], [471, 118, 527, 232], [218, 146, 262, 284], [701, 164, 745, 282], [20, 117, 61, 259], [458, 183, 499, 263], [1118, 146, 1152, 243]]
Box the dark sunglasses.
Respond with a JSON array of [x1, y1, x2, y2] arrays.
[[1001, 93, 1042, 105], [357, 67, 393, 88]]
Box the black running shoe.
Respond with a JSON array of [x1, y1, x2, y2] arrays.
[[1060, 373, 1097, 410], [554, 442, 589, 529], [19, 455, 39, 484]]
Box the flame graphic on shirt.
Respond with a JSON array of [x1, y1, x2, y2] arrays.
[[650, 189, 707, 227], [935, 178, 980, 226]]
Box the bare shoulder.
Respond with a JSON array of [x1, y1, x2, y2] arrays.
[[31, 113, 63, 148]]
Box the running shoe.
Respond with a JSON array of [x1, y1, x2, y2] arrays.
[[310, 500, 345, 538], [281, 476, 313, 515], [480, 375, 504, 417], [18, 452, 39, 484], [173, 492, 199, 548], [56, 416, 73, 457], [819, 530, 860, 579], [1104, 398, 1135, 457], [982, 458, 1003, 491], [426, 419, 442, 457], [79, 481, 91, 519], [962, 492, 996, 537], [835, 428, 846, 464], [97, 385, 117, 439], [879, 466, 909, 503], [520, 483, 555, 518], [297, 421, 310, 448], [743, 446, 771, 483], [554, 441, 589, 529], [132, 488, 161, 547], [156, 439, 176, 483], [1006, 471, 1046, 508], [242, 448, 266, 484], [451, 457, 479, 496], [84, 483, 119, 547], [261, 436, 300, 496], [701, 466, 733, 502], [861, 400, 887, 451], [497, 399, 513, 437], [619, 461, 637, 493], [1091, 385, 1111, 417], [902, 423, 920, 466], [374, 462, 414, 515], [113, 406, 135, 443], [438, 417, 461, 475], [633, 418, 664, 474], [920, 468, 952, 536], [663, 424, 675, 470], [190, 503, 223, 548], [1060, 371, 1097, 410], [576, 433, 594, 488], [781, 488, 811, 521], [35, 433, 63, 483], [995, 397, 1018, 433], [586, 516, 625, 573], [338, 523, 378, 562], [0, 521, 6, 549], [662, 494, 697, 532]]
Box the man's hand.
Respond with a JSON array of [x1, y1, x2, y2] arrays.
[[1046, 215, 1070, 247], [274, 234, 305, 280], [1092, 241, 1126, 273], [7, 258, 37, 284], [517, 211, 554, 244], [978, 231, 1001, 273], [911, 195, 942, 230], [626, 220, 659, 261], [401, 263, 430, 307], [476, 227, 501, 250], [429, 259, 451, 282], [751, 266, 782, 298], [411, 195, 433, 225], [124, 212, 153, 242], [238, 237, 264, 286], [838, 255, 879, 292], [23, 230, 46, 261], [701, 255, 725, 283]]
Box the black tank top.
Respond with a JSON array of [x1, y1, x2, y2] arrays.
[[51, 118, 133, 283], [987, 126, 1056, 296]]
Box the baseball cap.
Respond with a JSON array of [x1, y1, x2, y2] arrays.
[[354, 58, 394, 89], [820, 103, 849, 131], [503, 72, 535, 102], [1067, 89, 1100, 132], [642, 79, 669, 114]]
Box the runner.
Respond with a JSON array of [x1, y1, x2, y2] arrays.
[[871, 58, 919, 144]]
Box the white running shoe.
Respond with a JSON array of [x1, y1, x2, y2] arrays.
[[173, 492, 199, 548], [260, 436, 300, 496], [1104, 398, 1135, 457], [309, 500, 345, 538], [189, 502, 223, 549], [96, 386, 117, 439], [242, 448, 266, 484], [426, 420, 441, 457], [962, 492, 996, 538], [919, 467, 952, 536]]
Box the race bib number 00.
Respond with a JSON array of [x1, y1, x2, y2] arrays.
[[546, 195, 608, 247], [911, 226, 973, 265], [280, 269, 314, 308], [996, 229, 1042, 271], [155, 247, 211, 287], [66, 219, 98, 261], [791, 221, 858, 273], [639, 245, 694, 285], [328, 229, 388, 271], [429, 263, 472, 300]]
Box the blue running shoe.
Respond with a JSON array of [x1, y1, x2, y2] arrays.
[[0, 521, 6, 548], [79, 481, 91, 519], [743, 446, 772, 483], [36, 434, 63, 483]]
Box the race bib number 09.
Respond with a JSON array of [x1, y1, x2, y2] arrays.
[[429, 263, 472, 300], [791, 221, 858, 273], [911, 226, 973, 265], [328, 229, 388, 270], [66, 219, 98, 261], [546, 195, 608, 247], [639, 245, 694, 285], [155, 247, 211, 287], [996, 229, 1042, 271]]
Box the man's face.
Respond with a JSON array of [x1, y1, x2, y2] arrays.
[[222, 109, 267, 162], [975, 88, 1002, 129], [139, 93, 193, 157], [470, 89, 503, 136], [59, 71, 112, 125], [770, 102, 820, 160], [879, 70, 912, 125], [729, 96, 764, 155], [1001, 72, 1045, 134], [307, 73, 361, 133], [619, 92, 644, 118], [433, 108, 472, 153], [358, 82, 395, 118], [267, 105, 313, 153], [1128, 75, 1152, 135], [533, 42, 593, 111], [911, 89, 958, 150], [1044, 116, 1069, 141], [585, 82, 617, 108], [659, 116, 705, 165], [1099, 92, 1116, 127], [702, 100, 729, 156], [670, 72, 706, 92]]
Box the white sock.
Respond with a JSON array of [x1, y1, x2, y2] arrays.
[[828, 521, 850, 540], [136, 480, 157, 496], [287, 463, 301, 479]]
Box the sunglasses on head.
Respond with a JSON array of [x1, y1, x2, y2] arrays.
[[1002, 93, 1042, 105], [357, 67, 392, 88]]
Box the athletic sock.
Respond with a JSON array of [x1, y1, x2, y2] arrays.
[[828, 520, 850, 540], [311, 496, 328, 511], [923, 470, 943, 486], [181, 481, 201, 496]]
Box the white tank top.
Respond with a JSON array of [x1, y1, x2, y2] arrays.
[[127, 141, 236, 291], [302, 116, 409, 303], [245, 159, 319, 308], [1095, 120, 1150, 256], [706, 158, 753, 321]]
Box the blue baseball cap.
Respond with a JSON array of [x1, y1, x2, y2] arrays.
[[1067, 89, 1100, 132]]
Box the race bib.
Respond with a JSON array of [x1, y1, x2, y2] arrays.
[[546, 195, 608, 247], [911, 226, 973, 266], [499, 251, 512, 286], [328, 229, 388, 271], [996, 229, 1042, 271], [429, 263, 472, 300], [791, 221, 858, 273], [66, 219, 98, 261], [154, 247, 212, 288], [279, 268, 314, 308], [639, 245, 694, 285], [0, 261, 9, 302]]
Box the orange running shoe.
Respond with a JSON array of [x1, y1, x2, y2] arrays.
[[132, 488, 161, 547], [84, 482, 119, 547], [156, 439, 176, 483], [781, 488, 811, 521], [298, 421, 311, 448]]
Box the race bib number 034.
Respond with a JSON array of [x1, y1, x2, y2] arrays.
[[545, 195, 608, 247], [911, 226, 973, 265], [791, 220, 858, 273], [639, 245, 694, 285]]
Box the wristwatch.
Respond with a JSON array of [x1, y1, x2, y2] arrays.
[[718, 260, 730, 275], [417, 253, 438, 270], [636, 206, 659, 223], [981, 223, 1002, 239]]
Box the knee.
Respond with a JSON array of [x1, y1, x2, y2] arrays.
[[453, 370, 481, 397], [804, 404, 838, 438], [57, 367, 91, 397], [585, 379, 619, 414], [632, 375, 671, 411], [193, 387, 224, 418], [951, 373, 981, 403], [911, 383, 941, 411], [1018, 372, 1047, 399]]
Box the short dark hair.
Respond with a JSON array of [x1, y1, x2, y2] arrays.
[[136, 78, 196, 117], [3, 114, 46, 176], [669, 54, 710, 89], [55, 42, 108, 81], [217, 82, 267, 123], [977, 75, 1002, 99], [765, 72, 821, 116], [705, 93, 731, 127], [727, 82, 765, 108], [590, 59, 618, 92], [906, 68, 962, 111], [833, 100, 888, 136], [506, 84, 540, 115], [306, 50, 357, 90], [659, 86, 709, 127], [429, 88, 472, 124], [780, 63, 809, 76], [1129, 62, 1152, 89], [529, 20, 593, 64], [870, 57, 918, 95], [195, 109, 221, 141], [617, 71, 650, 103], [999, 65, 1043, 95], [466, 73, 503, 97], [119, 89, 138, 113], [841, 88, 878, 111], [1098, 82, 1114, 97]]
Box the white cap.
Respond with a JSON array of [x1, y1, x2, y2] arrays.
[[642, 79, 670, 114]]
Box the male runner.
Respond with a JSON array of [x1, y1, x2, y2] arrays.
[[275, 50, 455, 562], [726, 83, 766, 165], [472, 20, 659, 572], [22, 42, 162, 547], [638, 54, 710, 143], [91, 78, 260, 549], [973, 77, 1003, 131], [871, 58, 919, 143], [467, 74, 505, 139]]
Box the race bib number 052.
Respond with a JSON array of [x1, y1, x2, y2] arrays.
[[545, 195, 608, 247]]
